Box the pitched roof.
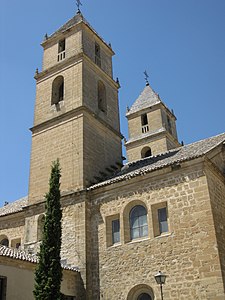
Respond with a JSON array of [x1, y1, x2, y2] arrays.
[[0, 196, 28, 217], [49, 12, 86, 39], [0, 245, 79, 272], [47, 12, 112, 52], [88, 132, 225, 190], [126, 84, 161, 116]]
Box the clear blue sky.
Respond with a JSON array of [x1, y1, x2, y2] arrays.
[[1, 0, 225, 206]]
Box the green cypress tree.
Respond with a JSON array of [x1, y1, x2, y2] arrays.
[[34, 159, 63, 300]]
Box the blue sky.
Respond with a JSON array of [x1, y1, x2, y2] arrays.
[[1, 0, 225, 206]]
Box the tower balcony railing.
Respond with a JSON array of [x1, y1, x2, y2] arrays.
[[142, 124, 149, 133], [58, 51, 66, 62]]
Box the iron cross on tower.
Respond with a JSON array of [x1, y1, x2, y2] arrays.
[[76, 0, 82, 13], [144, 70, 149, 86]]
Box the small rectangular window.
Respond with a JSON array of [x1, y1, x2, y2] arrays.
[[58, 39, 65, 53], [158, 207, 168, 234], [141, 113, 148, 126], [152, 202, 169, 237], [58, 39, 66, 61], [141, 113, 149, 133], [112, 219, 120, 244], [95, 43, 101, 67], [167, 115, 172, 134], [106, 214, 120, 247]]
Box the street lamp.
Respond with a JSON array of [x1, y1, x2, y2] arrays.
[[154, 271, 166, 300]]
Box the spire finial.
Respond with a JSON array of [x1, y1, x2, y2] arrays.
[[76, 0, 82, 13], [144, 70, 149, 86]]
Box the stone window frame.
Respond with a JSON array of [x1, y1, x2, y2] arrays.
[[141, 113, 149, 133], [151, 201, 169, 237], [11, 238, 21, 249], [51, 75, 64, 106], [58, 39, 66, 61], [0, 235, 9, 247], [129, 205, 148, 240], [95, 42, 101, 67], [105, 213, 121, 247], [127, 284, 154, 300], [123, 200, 150, 243], [141, 146, 152, 158]]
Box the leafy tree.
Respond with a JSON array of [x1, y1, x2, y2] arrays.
[[34, 160, 63, 300]]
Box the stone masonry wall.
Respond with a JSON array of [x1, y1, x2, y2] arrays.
[[89, 163, 225, 300], [206, 164, 225, 290], [83, 26, 113, 77], [126, 137, 168, 162], [0, 214, 25, 248], [83, 113, 122, 186], [29, 116, 84, 204], [82, 60, 120, 132], [127, 108, 162, 140], [42, 26, 82, 71], [34, 62, 82, 126]]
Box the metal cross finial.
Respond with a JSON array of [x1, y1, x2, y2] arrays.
[[76, 0, 82, 13], [144, 70, 149, 86]]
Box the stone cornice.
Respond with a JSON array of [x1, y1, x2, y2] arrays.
[[35, 52, 119, 89], [30, 105, 122, 139]]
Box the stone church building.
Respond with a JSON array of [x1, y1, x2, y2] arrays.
[[0, 9, 225, 300]]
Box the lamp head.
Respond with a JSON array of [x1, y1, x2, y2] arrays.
[[154, 271, 166, 285]]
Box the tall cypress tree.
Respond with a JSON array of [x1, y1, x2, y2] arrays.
[[34, 160, 62, 300]]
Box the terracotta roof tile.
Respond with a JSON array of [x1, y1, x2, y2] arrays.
[[0, 245, 79, 272]]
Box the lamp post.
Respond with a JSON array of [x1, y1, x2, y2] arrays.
[[154, 271, 166, 300]]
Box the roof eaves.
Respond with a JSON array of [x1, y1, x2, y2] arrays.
[[0, 246, 80, 272], [87, 152, 204, 191]]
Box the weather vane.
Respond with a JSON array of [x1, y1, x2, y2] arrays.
[[144, 70, 149, 86], [76, 0, 82, 13]]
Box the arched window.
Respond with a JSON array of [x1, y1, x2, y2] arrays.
[[138, 293, 152, 300], [141, 146, 152, 158], [37, 215, 45, 241], [98, 81, 107, 113], [51, 76, 64, 105], [127, 284, 154, 300], [130, 205, 148, 240], [0, 237, 9, 247]]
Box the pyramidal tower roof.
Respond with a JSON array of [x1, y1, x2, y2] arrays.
[[44, 11, 113, 52], [49, 12, 88, 39], [126, 83, 161, 116]]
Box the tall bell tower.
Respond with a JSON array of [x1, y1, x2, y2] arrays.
[[28, 11, 122, 204]]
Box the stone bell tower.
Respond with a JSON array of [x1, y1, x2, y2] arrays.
[[28, 11, 122, 204], [125, 81, 180, 162]]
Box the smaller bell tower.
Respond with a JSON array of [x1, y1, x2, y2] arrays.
[[125, 81, 180, 162]]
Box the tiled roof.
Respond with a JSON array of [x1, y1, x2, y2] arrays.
[[0, 196, 28, 217], [88, 132, 225, 190], [0, 245, 37, 263], [126, 84, 161, 116], [0, 245, 79, 272]]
